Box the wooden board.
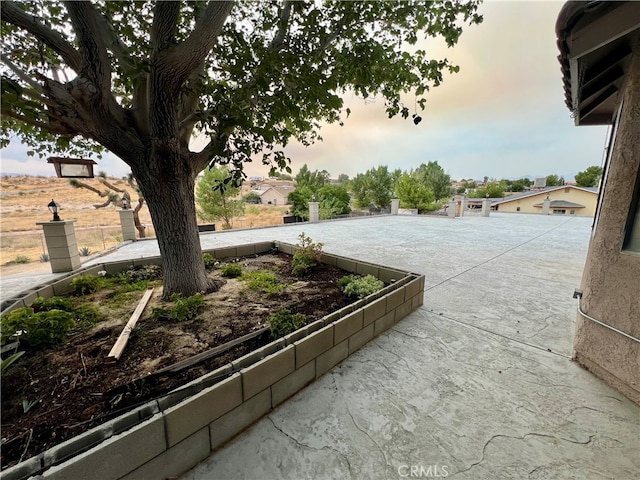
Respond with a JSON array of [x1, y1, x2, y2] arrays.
[[107, 288, 154, 361]]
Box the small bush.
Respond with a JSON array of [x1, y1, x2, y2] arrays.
[[40, 253, 50, 263], [202, 253, 217, 269], [1, 308, 75, 348], [292, 232, 324, 276], [340, 274, 384, 298], [79, 247, 92, 256], [241, 270, 286, 296], [268, 308, 306, 339], [32, 296, 74, 312], [74, 303, 105, 330], [120, 264, 162, 282], [221, 263, 243, 278], [152, 293, 205, 321], [15, 256, 30, 264], [70, 274, 102, 295]]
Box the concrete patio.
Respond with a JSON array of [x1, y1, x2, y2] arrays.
[[2, 213, 638, 478]]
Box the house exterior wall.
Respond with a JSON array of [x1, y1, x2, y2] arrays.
[[574, 40, 640, 404], [260, 189, 288, 206], [496, 188, 597, 216]]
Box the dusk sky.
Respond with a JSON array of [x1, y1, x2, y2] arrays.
[[0, 1, 609, 182]]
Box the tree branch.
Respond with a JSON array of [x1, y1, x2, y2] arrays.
[[151, 1, 181, 53], [94, 9, 136, 73], [1, 108, 72, 134], [69, 179, 105, 196], [1, 54, 45, 92], [191, 135, 223, 173], [1, 1, 82, 72], [269, 1, 293, 49]]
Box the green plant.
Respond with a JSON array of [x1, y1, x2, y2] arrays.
[[292, 232, 324, 276], [32, 296, 74, 312], [1, 308, 75, 348], [152, 293, 205, 321], [79, 247, 92, 256], [1, 351, 25, 374], [339, 274, 384, 298], [241, 271, 286, 296], [74, 303, 105, 330], [70, 274, 102, 295], [40, 253, 50, 263], [119, 264, 162, 282], [22, 398, 40, 413], [202, 252, 217, 269], [268, 309, 306, 339], [14, 255, 30, 264], [221, 263, 243, 278]]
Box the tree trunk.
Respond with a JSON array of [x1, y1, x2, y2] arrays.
[[133, 159, 210, 299]]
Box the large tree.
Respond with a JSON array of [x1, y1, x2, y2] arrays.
[[574, 166, 603, 188], [417, 161, 451, 201], [196, 165, 244, 229], [1, 1, 482, 298]]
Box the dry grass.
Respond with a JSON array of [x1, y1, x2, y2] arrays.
[[0, 175, 290, 269]]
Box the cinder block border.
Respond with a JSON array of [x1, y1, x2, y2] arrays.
[[2, 241, 424, 480]]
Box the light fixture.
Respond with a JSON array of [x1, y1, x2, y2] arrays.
[[47, 199, 61, 221], [121, 195, 130, 210], [47, 157, 97, 178]]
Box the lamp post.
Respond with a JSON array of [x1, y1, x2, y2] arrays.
[[47, 199, 61, 221], [121, 195, 129, 210]]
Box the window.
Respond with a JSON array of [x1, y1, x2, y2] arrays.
[[565, 187, 570, 193], [516, 207, 521, 212], [623, 165, 640, 253], [570, 210, 576, 215], [553, 209, 566, 215]]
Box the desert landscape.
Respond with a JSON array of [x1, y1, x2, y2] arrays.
[[0, 175, 289, 275]]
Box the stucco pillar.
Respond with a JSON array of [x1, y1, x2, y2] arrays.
[[482, 198, 491, 217], [118, 209, 136, 241], [460, 195, 468, 217], [309, 202, 319, 223], [36, 220, 81, 273], [447, 200, 457, 218], [542, 195, 551, 215], [390, 198, 400, 215]]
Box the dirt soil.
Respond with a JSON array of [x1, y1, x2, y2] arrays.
[[0, 252, 356, 470]]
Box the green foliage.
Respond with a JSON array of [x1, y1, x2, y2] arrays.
[[23, 399, 41, 413], [241, 271, 286, 296], [202, 253, 217, 269], [468, 183, 505, 198], [317, 184, 351, 219], [395, 171, 436, 210], [292, 233, 324, 276], [74, 303, 105, 330], [545, 174, 565, 187], [416, 161, 452, 201], [79, 247, 92, 256], [268, 309, 306, 339], [14, 256, 30, 264], [196, 165, 244, 230], [288, 186, 314, 220], [503, 177, 532, 192], [152, 293, 205, 321], [40, 253, 50, 263], [350, 166, 394, 210], [575, 166, 602, 188], [1, 351, 25, 374], [221, 263, 243, 278], [1, 308, 75, 348], [70, 275, 102, 295], [120, 265, 162, 282], [295, 164, 330, 191], [243, 192, 262, 204], [32, 296, 73, 312], [339, 274, 384, 298]]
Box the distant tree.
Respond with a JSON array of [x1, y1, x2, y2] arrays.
[[545, 174, 565, 186], [395, 171, 435, 210], [317, 184, 351, 219], [70, 171, 146, 237], [196, 165, 244, 230], [350, 166, 394, 210], [468, 182, 504, 198], [509, 178, 532, 192], [337, 174, 350, 184], [288, 186, 314, 220], [243, 192, 262, 204], [417, 161, 451, 201], [575, 166, 603, 187], [295, 164, 330, 190], [269, 171, 293, 181]]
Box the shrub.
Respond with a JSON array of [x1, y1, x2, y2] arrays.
[[32, 296, 74, 312], [40, 253, 50, 263], [202, 253, 217, 269], [70, 274, 102, 295], [1, 308, 75, 348], [241, 270, 286, 296], [292, 232, 324, 276], [340, 274, 384, 298], [268, 308, 306, 339], [74, 303, 105, 330], [152, 293, 205, 321], [15, 256, 30, 264], [120, 264, 162, 282], [221, 263, 243, 278], [79, 247, 92, 256]]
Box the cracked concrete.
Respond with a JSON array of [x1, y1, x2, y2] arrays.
[[2, 213, 638, 479]]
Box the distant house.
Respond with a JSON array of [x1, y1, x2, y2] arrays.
[[251, 186, 290, 206], [492, 185, 598, 216]]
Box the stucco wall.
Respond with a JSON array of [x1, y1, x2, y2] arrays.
[[574, 40, 640, 404], [260, 189, 287, 206], [497, 188, 597, 216]]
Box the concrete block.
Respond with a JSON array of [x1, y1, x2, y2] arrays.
[[374, 312, 396, 337], [348, 323, 374, 355], [20, 290, 38, 307], [232, 339, 285, 371], [295, 324, 334, 368], [378, 268, 405, 285], [43, 414, 165, 480], [386, 287, 405, 312], [306, 319, 326, 334], [405, 277, 423, 299], [111, 403, 160, 436], [104, 261, 133, 275], [320, 253, 338, 266], [210, 388, 272, 450], [333, 310, 364, 344], [316, 339, 348, 377], [48, 244, 78, 258], [164, 373, 242, 447], [355, 262, 379, 278], [364, 297, 387, 326], [241, 345, 295, 400], [236, 244, 255, 257], [122, 426, 210, 480], [50, 258, 78, 273], [335, 257, 356, 273], [51, 277, 74, 296], [283, 325, 309, 345], [395, 299, 414, 324], [170, 364, 233, 394], [412, 293, 424, 310], [1, 453, 43, 480], [254, 241, 275, 254], [131, 256, 161, 267], [35, 284, 55, 300], [78, 265, 106, 276], [276, 242, 294, 255], [272, 360, 316, 407], [214, 247, 236, 259]]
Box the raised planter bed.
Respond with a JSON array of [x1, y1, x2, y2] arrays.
[[1, 241, 424, 480]]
